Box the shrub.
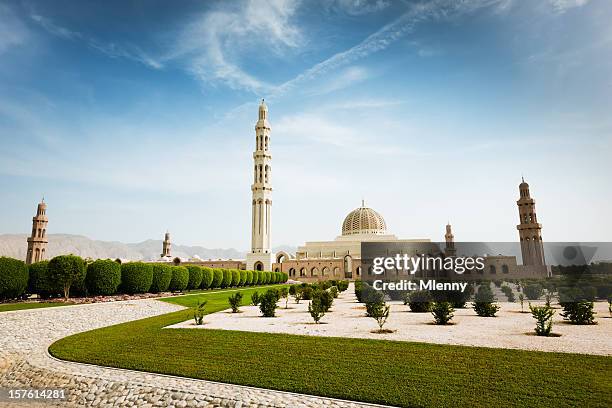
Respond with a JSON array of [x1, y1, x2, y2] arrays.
[[228, 292, 243, 313], [281, 272, 289, 283], [120, 262, 153, 294], [85, 259, 121, 296], [279, 287, 289, 308], [48, 255, 86, 300], [264, 271, 271, 284], [337, 280, 349, 292], [365, 291, 385, 317], [211, 269, 223, 288], [239, 270, 247, 286], [289, 285, 297, 295], [431, 301, 454, 325], [404, 290, 432, 312], [221, 269, 232, 288], [252, 271, 260, 285], [560, 301, 596, 324], [367, 296, 391, 332], [301, 286, 313, 300], [230, 269, 240, 287], [329, 286, 339, 299], [201, 267, 214, 289], [472, 285, 499, 317], [294, 286, 303, 303], [355, 280, 364, 302], [251, 291, 260, 306], [0, 257, 29, 300], [150, 264, 173, 293], [193, 300, 207, 325], [186, 266, 203, 290], [308, 296, 326, 323], [501, 285, 515, 302], [28, 260, 60, 298], [530, 303, 555, 336], [246, 270, 253, 286], [259, 289, 279, 317], [524, 283, 543, 300], [315, 289, 334, 312], [580, 286, 597, 301], [169, 266, 189, 292]]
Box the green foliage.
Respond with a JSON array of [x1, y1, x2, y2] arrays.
[[519, 293, 525, 312], [200, 267, 214, 289], [365, 290, 384, 317], [221, 269, 232, 288], [85, 259, 121, 296], [308, 296, 326, 323], [431, 301, 454, 325], [0, 257, 29, 300], [239, 270, 247, 286], [193, 300, 207, 325], [186, 266, 203, 290], [250, 291, 260, 306], [264, 271, 271, 284], [289, 284, 297, 295], [150, 264, 173, 293], [169, 266, 189, 292], [245, 270, 253, 286], [404, 290, 432, 312], [329, 286, 339, 299], [28, 260, 60, 298], [524, 283, 543, 300], [355, 280, 364, 302], [120, 262, 153, 294], [301, 286, 313, 300], [251, 271, 260, 285], [501, 285, 515, 302], [230, 269, 240, 287], [337, 280, 349, 292], [281, 272, 289, 283], [580, 286, 597, 301], [279, 287, 289, 308], [472, 285, 500, 317], [366, 295, 390, 332], [529, 303, 555, 336], [48, 255, 86, 300], [228, 292, 243, 313], [211, 269, 223, 289], [259, 289, 279, 317], [294, 286, 303, 303], [560, 301, 596, 325]]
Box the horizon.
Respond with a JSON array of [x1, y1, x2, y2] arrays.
[[1, 0, 611, 249]]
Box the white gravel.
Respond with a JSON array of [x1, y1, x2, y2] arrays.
[[168, 284, 612, 356]]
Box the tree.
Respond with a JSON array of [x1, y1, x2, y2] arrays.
[[308, 296, 325, 323], [279, 287, 289, 308], [431, 301, 454, 325], [529, 303, 555, 336], [294, 286, 303, 303], [259, 289, 279, 317], [367, 297, 391, 332], [48, 255, 86, 301]]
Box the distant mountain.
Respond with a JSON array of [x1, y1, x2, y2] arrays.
[[0, 234, 296, 262]]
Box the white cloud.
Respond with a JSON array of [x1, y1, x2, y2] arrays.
[[325, 0, 390, 15], [548, 0, 590, 13], [0, 4, 28, 54], [305, 66, 370, 95]]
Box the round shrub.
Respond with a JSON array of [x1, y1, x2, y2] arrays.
[[264, 271, 271, 284], [28, 260, 61, 298], [201, 267, 214, 289], [239, 270, 247, 286], [231, 269, 240, 287], [120, 262, 153, 294], [48, 255, 86, 299], [281, 272, 288, 283], [272, 272, 279, 284], [186, 265, 203, 290], [150, 264, 173, 293], [246, 270, 253, 286], [404, 290, 433, 312], [211, 268, 223, 288], [252, 270, 260, 285], [220, 269, 232, 288], [524, 283, 543, 300], [169, 266, 189, 292], [0, 257, 29, 300], [85, 259, 121, 296]]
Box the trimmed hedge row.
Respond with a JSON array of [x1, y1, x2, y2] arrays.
[[0, 255, 288, 300]]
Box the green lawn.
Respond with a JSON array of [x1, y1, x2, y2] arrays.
[[49, 286, 612, 408], [0, 301, 73, 312]]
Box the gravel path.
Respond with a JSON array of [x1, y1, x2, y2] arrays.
[[0, 297, 390, 408], [169, 285, 612, 356]]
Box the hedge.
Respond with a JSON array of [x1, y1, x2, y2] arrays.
[[264, 271, 271, 284], [85, 259, 121, 296], [239, 270, 247, 286], [121, 262, 153, 294], [221, 269, 232, 288], [150, 264, 173, 293], [201, 267, 214, 289], [246, 270, 253, 286], [0, 257, 29, 300], [211, 268, 223, 288], [281, 272, 288, 283], [28, 260, 60, 298], [48, 255, 86, 299], [169, 266, 189, 292], [252, 270, 259, 285], [187, 266, 203, 290], [231, 269, 240, 287]]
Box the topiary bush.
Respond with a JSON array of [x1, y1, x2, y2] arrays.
[[48, 255, 86, 300], [251, 270, 259, 285], [211, 268, 223, 289], [245, 270, 253, 286], [281, 272, 288, 283], [355, 280, 364, 302], [201, 267, 214, 289], [259, 289, 279, 317], [524, 283, 543, 300], [258, 271, 265, 285], [120, 262, 153, 294], [28, 260, 60, 298], [85, 259, 121, 296], [404, 290, 433, 312], [0, 257, 29, 300], [251, 291, 260, 305], [150, 264, 173, 293], [169, 266, 189, 292], [231, 269, 240, 287], [431, 301, 454, 325], [264, 271, 271, 284], [221, 269, 232, 288], [186, 265, 203, 290], [239, 270, 247, 286]]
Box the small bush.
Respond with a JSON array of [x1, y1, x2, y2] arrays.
[[294, 286, 303, 303], [150, 264, 173, 293], [404, 290, 432, 312], [193, 300, 207, 325], [309, 296, 326, 323], [530, 303, 555, 336], [524, 283, 543, 300], [329, 286, 339, 299], [120, 262, 153, 294], [186, 266, 203, 290], [169, 266, 189, 292], [431, 301, 454, 325], [264, 271, 271, 284], [355, 280, 364, 302], [337, 280, 349, 292], [251, 291, 260, 305], [279, 287, 289, 308], [0, 257, 29, 300], [85, 259, 121, 296], [239, 270, 247, 286], [48, 255, 86, 300], [228, 292, 243, 313], [221, 269, 232, 288], [229, 269, 239, 287], [246, 270, 254, 286], [301, 286, 313, 300], [367, 296, 390, 332], [211, 269, 223, 288], [259, 289, 279, 317], [472, 285, 500, 317], [315, 289, 334, 312], [201, 267, 214, 289], [252, 271, 260, 285], [560, 301, 596, 325], [365, 291, 385, 317], [501, 285, 515, 302], [281, 272, 289, 283]]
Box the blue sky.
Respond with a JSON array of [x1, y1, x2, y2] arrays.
[[0, 0, 610, 249]]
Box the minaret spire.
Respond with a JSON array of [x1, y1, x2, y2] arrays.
[[517, 178, 545, 266], [26, 198, 49, 264]]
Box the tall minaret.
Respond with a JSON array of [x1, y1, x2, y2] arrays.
[[444, 223, 456, 257], [246, 100, 274, 271], [26, 199, 49, 264], [161, 231, 171, 258], [516, 178, 545, 266]]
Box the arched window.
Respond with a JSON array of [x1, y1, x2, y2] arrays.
[[300, 267, 306, 277], [311, 267, 319, 277], [35, 248, 40, 262], [289, 268, 296, 277], [322, 267, 329, 277], [274, 267, 280, 272], [265, 165, 269, 183], [255, 262, 264, 271], [502, 264, 509, 274], [356, 266, 361, 276], [489, 265, 496, 274], [343, 256, 352, 273], [333, 267, 340, 276]]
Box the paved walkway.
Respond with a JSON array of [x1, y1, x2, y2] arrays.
[[0, 299, 389, 408]]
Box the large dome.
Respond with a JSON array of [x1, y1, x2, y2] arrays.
[[341, 203, 387, 236]]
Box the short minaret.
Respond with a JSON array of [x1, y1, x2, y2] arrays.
[[444, 223, 456, 257], [161, 231, 171, 258], [516, 178, 545, 266], [26, 199, 49, 264], [246, 100, 274, 271]]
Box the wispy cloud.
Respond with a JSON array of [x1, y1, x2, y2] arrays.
[[305, 66, 371, 96], [548, 0, 590, 14], [323, 0, 390, 15], [0, 4, 28, 54]]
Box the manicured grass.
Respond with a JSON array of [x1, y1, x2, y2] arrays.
[[0, 301, 73, 312], [49, 287, 612, 408]]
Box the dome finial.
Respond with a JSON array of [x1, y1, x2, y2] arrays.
[[361, 199, 365, 207]]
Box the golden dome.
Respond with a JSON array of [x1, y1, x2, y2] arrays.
[[341, 202, 387, 236]]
